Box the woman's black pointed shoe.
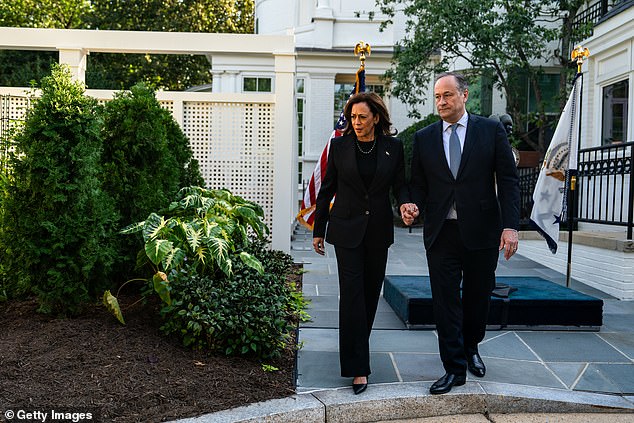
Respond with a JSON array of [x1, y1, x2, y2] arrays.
[[352, 382, 368, 395]]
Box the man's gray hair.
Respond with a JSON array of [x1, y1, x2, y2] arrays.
[[435, 71, 469, 93]]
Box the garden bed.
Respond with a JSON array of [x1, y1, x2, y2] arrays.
[[0, 275, 300, 422]]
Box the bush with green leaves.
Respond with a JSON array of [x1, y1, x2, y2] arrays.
[[0, 64, 117, 315], [104, 186, 268, 322], [122, 186, 267, 277], [159, 246, 306, 358], [398, 113, 440, 180], [104, 186, 308, 358], [100, 83, 204, 280]]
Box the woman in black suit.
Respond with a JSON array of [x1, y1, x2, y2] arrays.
[[312, 92, 414, 394]]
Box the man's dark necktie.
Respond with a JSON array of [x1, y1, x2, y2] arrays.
[[449, 123, 461, 178]]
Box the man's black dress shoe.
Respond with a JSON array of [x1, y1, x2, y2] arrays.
[[429, 373, 466, 395], [352, 381, 368, 395], [467, 352, 486, 377]]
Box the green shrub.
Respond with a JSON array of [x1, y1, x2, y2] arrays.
[[106, 186, 308, 359], [247, 236, 294, 279], [100, 83, 204, 281], [105, 186, 268, 321], [0, 64, 117, 315], [399, 113, 441, 180], [159, 243, 307, 359], [122, 186, 267, 278]]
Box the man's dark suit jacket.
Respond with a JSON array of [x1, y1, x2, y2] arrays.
[[410, 114, 520, 251], [313, 134, 410, 249]]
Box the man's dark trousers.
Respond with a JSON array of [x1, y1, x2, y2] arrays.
[[426, 220, 498, 375]]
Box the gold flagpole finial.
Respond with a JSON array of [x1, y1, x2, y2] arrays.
[[354, 41, 371, 68], [571, 45, 590, 74]]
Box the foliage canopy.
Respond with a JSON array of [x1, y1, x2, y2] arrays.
[[0, 0, 255, 90]]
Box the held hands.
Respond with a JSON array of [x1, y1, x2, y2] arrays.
[[400, 203, 419, 226], [499, 229, 519, 260], [314, 203, 420, 254]]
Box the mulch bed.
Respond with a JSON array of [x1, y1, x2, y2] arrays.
[[0, 282, 298, 422]]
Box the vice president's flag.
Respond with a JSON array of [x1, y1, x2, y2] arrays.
[[529, 74, 582, 253], [296, 66, 366, 230]]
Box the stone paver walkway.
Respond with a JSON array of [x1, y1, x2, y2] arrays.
[[291, 226, 634, 397]]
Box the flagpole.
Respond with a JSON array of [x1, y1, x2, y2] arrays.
[[354, 41, 371, 70], [565, 45, 590, 287]]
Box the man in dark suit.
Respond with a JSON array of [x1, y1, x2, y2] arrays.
[[403, 72, 520, 394]]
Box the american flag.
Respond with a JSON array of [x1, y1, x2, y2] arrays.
[[296, 66, 366, 230]]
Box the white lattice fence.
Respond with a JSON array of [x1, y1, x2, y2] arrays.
[[0, 28, 296, 251], [0, 94, 31, 172], [183, 100, 275, 229]]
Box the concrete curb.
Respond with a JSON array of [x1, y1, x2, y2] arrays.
[[170, 382, 634, 423]]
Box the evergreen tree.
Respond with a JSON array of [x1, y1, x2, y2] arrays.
[[100, 83, 204, 280], [0, 64, 117, 315]]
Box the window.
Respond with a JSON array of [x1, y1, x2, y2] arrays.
[[243, 77, 272, 92], [515, 72, 560, 115], [467, 72, 493, 117], [296, 78, 306, 186], [509, 69, 561, 147], [296, 78, 305, 94], [602, 79, 629, 145]]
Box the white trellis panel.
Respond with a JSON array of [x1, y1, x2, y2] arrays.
[[183, 100, 276, 229]]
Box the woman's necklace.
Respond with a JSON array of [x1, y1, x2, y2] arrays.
[[356, 139, 376, 155]]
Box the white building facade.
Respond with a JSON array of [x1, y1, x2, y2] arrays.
[[211, 0, 570, 204]]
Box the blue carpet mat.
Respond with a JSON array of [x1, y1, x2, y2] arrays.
[[384, 276, 603, 329]]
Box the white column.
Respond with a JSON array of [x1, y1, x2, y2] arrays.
[[210, 70, 224, 92], [58, 48, 87, 83], [312, 0, 334, 49], [271, 51, 296, 252]]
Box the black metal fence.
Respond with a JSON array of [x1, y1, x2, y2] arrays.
[[571, 1, 629, 38], [518, 166, 540, 228], [517, 141, 633, 239], [578, 141, 634, 239], [572, 0, 610, 35]]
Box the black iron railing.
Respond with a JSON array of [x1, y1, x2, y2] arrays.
[[571, 0, 628, 43], [577, 141, 633, 239], [518, 166, 540, 228], [572, 0, 609, 34]]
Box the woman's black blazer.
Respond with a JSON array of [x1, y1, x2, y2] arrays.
[[313, 134, 410, 249]]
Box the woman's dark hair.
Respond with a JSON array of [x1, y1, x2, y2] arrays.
[[342, 92, 397, 137]]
